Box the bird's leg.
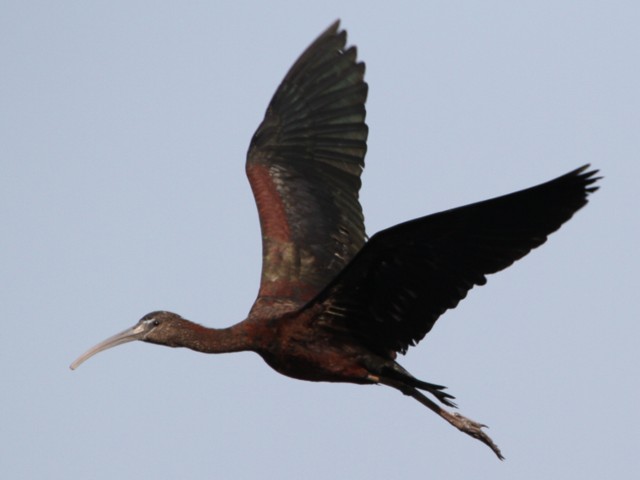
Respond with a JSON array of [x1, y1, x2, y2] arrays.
[[412, 390, 504, 460], [374, 375, 504, 459]]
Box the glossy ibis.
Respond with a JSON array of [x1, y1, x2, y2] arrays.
[[71, 21, 600, 459]]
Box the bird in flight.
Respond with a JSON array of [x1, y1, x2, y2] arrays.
[[71, 21, 599, 459]]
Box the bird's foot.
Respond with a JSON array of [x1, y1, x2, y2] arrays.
[[443, 411, 504, 460]]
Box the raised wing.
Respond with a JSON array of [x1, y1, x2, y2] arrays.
[[246, 21, 368, 304], [313, 166, 600, 356]]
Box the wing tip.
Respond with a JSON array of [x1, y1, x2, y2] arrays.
[[568, 164, 602, 194], [315, 19, 344, 47]]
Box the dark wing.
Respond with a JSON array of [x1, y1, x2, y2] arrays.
[[246, 21, 368, 304], [313, 166, 600, 356]]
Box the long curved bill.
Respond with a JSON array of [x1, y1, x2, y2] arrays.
[[70, 323, 147, 370]]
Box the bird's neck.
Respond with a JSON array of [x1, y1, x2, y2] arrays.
[[167, 320, 253, 354]]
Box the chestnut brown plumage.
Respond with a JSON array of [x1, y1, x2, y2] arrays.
[[71, 21, 600, 460]]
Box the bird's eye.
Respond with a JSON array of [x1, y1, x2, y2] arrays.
[[153, 319, 160, 326]]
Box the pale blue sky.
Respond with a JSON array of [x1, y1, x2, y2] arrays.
[[2, 1, 638, 479]]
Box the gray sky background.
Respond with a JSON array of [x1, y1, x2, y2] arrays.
[[3, 1, 638, 479]]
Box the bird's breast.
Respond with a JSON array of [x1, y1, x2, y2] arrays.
[[257, 335, 371, 384]]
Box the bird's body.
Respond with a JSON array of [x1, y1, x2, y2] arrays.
[[71, 21, 600, 459], [139, 306, 382, 386]]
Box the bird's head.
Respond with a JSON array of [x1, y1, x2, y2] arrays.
[[70, 311, 187, 370]]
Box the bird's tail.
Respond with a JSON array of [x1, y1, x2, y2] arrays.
[[379, 362, 457, 407]]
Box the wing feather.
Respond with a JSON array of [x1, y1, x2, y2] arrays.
[[313, 166, 600, 355], [246, 21, 368, 304]]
